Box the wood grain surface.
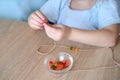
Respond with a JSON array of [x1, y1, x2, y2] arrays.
[[0, 19, 120, 80]]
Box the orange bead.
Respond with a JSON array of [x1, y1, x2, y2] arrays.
[[56, 64, 64, 70], [65, 60, 70, 67]]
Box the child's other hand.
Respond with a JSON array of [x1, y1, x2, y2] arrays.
[[28, 10, 47, 30], [43, 23, 71, 41]]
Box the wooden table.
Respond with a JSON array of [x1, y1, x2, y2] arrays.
[[0, 19, 120, 80]]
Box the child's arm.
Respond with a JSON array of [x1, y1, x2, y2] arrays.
[[43, 23, 119, 47], [68, 24, 119, 47]]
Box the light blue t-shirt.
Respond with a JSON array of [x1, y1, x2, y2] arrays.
[[40, 0, 120, 30]]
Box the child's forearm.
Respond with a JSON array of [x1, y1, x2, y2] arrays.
[[68, 26, 119, 47]]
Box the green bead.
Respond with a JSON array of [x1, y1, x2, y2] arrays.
[[52, 65, 57, 68], [70, 46, 72, 50], [57, 61, 61, 64]]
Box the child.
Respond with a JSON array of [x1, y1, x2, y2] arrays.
[[28, 0, 120, 47]]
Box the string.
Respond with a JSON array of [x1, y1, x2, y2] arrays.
[[37, 41, 120, 71], [37, 41, 57, 55]]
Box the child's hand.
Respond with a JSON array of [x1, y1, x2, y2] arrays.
[[28, 10, 47, 30], [43, 23, 71, 41]]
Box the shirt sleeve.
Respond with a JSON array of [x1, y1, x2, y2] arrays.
[[40, 0, 62, 23], [98, 0, 120, 29]]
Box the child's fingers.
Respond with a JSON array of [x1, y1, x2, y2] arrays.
[[44, 23, 57, 33], [30, 14, 43, 23], [28, 18, 43, 30], [30, 18, 43, 27], [44, 23, 62, 41], [35, 10, 46, 20], [44, 27, 57, 40], [29, 23, 43, 30], [46, 30, 56, 39], [31, 14, 42, 23], [43, 23, 64, 41], [44, 23, 59, 30]]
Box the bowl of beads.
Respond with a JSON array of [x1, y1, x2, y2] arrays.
[[44, 52, 73, 74]]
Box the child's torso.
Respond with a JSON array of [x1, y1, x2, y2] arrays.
[[57, 0, 101, 30]]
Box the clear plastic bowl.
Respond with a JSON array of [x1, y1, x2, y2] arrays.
[[44, 52, 73, 74]]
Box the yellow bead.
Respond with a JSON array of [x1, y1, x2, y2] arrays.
[[75, 48, 79, 53]]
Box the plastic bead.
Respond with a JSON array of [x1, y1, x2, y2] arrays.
[[42, 18, 48, 23], [68, 46, 79, 53], [75, 48, 79, 53], [72, 47, 75, 51], [52, 65, 57, 69], [49, 59, 70, 71], [70, 46, 72, 50]]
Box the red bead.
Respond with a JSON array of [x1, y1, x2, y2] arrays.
[[72, 47, 75, 51], [42, 18, 48, 23]]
